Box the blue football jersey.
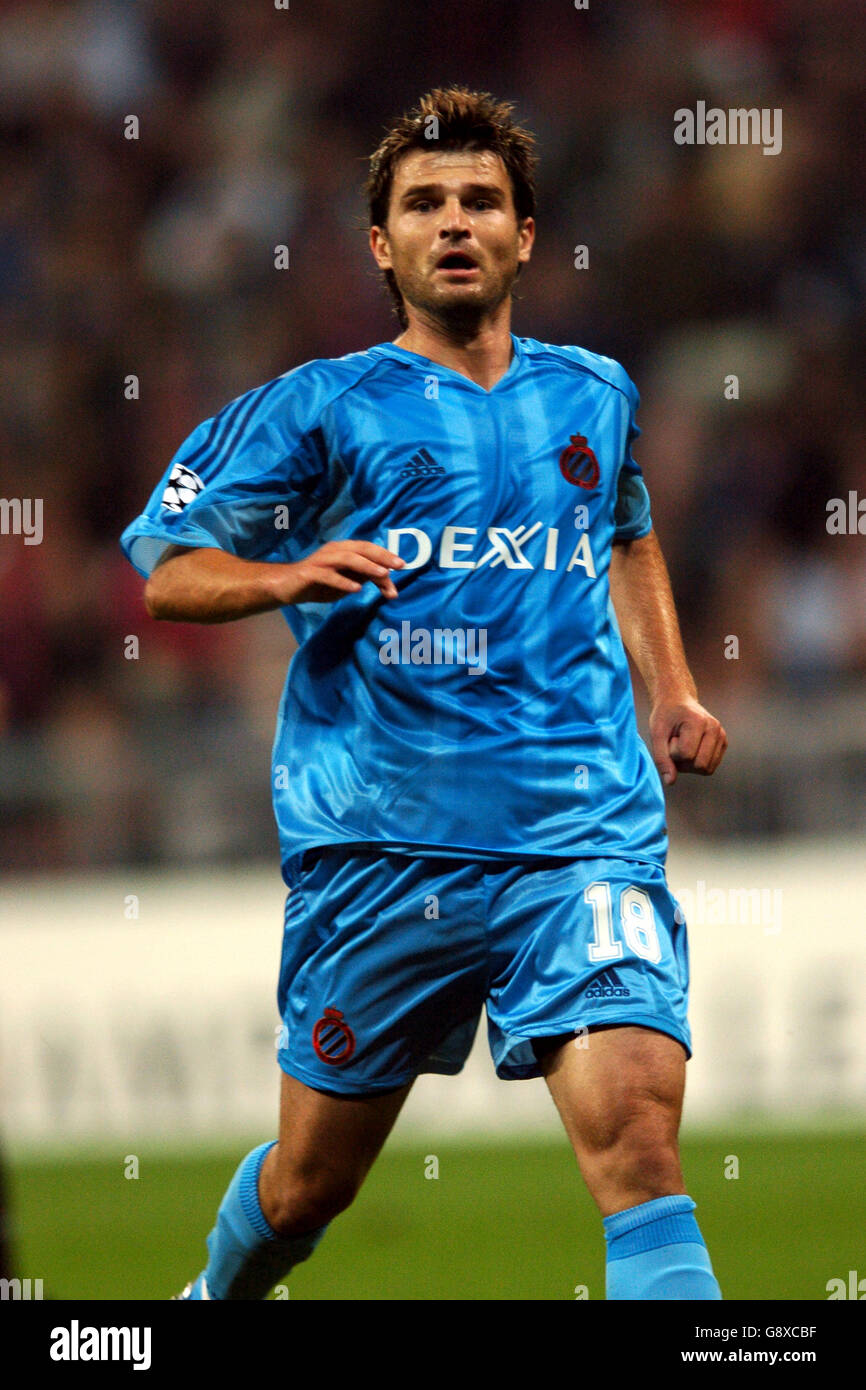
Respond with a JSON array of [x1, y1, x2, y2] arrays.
[[121, 334, 666, 869]]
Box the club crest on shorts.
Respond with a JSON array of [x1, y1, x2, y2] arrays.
[[559, 433, 600, 489], [312, 1007, 356, 1065]]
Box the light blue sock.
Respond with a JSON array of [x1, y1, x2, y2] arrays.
[[603, 1194, 722, 1300], [197, 1141, 328, 1300]]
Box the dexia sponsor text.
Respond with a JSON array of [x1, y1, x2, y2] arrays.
[[386, 523, 596, 575], [49, 1321, 152, 1371]]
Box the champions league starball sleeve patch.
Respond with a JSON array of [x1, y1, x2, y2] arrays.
[[161, 462, 205, 513]]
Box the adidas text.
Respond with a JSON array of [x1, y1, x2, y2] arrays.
[[587, 973, 631, 999]]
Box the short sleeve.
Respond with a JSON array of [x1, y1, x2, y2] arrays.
[[120, 372, 330, 579], [613, 372, 653, 541]]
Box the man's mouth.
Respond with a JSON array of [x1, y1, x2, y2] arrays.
[[435, 251, 480, 275]]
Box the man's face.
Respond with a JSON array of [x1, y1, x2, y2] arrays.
[[370, 147, 534, 328]]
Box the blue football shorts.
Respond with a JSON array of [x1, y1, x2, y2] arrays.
[[276, 847, 691, 1095]]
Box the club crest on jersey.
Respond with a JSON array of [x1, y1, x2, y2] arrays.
[[161, 462, 205, 513], [559, 434, 599, 490], [312, 1007, 356, 1066]]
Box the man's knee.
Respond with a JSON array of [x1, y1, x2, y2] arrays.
[[263, 1160, 361, 1237], [582, 1107, 684, 1203], [606, 1123, 682, 1187]]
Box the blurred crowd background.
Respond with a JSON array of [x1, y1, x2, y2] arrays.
[[1, 0, 864, 870]]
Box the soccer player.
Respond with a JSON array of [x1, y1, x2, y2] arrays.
[[121, 87, 728, 1301]]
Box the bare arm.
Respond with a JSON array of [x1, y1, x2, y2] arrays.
[[144, 540, 405, 623], [609, 529, 727, 784]]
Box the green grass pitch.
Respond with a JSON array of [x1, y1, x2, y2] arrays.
[[8, 1132, 865, 1300]]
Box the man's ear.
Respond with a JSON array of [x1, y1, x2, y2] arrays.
[[370, 225, 392, 270]]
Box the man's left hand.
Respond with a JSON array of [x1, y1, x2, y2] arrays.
[[649, 697, 728, 786]]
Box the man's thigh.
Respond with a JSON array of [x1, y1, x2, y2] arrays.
[[265, 1070, 413, 1190], [539, 1024, 688, 1214], [540, 1023, 687, 1146]]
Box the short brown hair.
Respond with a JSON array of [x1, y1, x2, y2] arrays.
[[366, 86, 538, 329]]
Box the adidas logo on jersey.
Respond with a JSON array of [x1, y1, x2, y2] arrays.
[[399, 448, 446, 479], [586, 968, 631, 999]]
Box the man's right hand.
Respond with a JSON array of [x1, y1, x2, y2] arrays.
[[279, 540, 406, 604], [144, 541, 406, 623]]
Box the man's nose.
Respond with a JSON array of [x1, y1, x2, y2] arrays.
[[439, 198, 470, 233]]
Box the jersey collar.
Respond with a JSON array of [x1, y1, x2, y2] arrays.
[[372, 333, 523, 394]]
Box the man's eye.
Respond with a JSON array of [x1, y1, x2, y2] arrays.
[[413, 201, 433, 212], [472, 199, 493, 210]]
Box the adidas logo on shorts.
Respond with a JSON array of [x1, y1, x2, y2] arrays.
[[586, 967, 631, 999]]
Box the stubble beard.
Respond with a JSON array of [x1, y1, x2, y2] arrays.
[[397, 257, 518, 336]]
